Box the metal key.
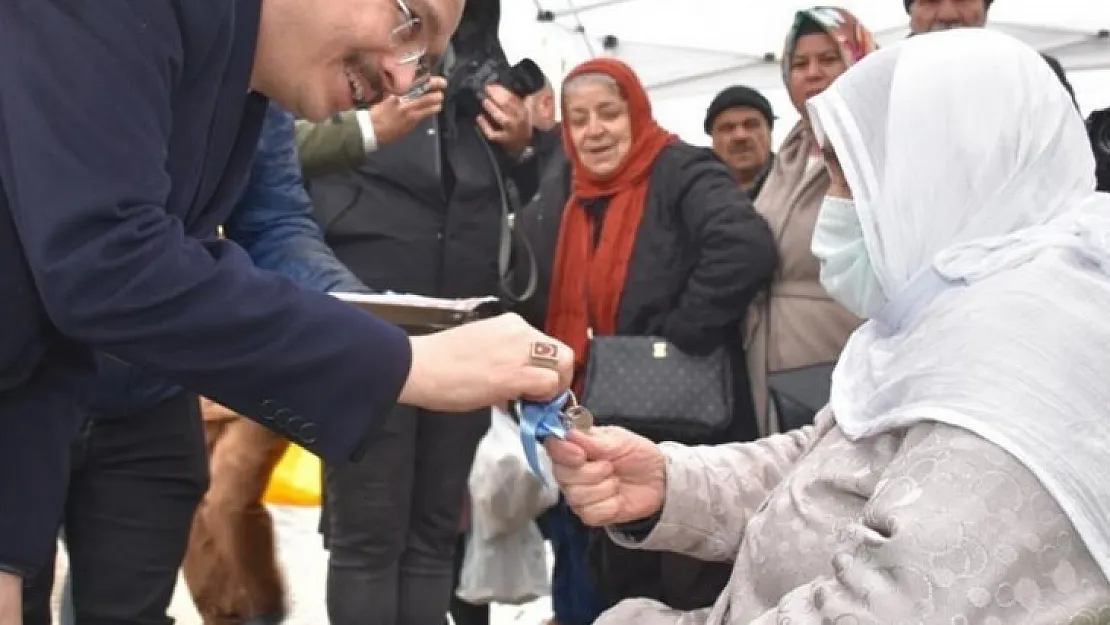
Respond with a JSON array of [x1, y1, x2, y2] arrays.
[[560, 391, 594, 432], [564, 405, 594, 431]]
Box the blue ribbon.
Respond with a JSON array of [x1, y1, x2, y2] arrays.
[[516, 391, 569, 486]]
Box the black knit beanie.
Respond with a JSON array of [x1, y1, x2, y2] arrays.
[[704, 86, 775, 135], [904, 0, 993, 11]]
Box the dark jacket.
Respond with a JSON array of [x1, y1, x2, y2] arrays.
[[307, 2, 541, 299], [0, 0, 407, 575], [90, 104, 368, 418], [515, 141, 778, 444], [517, 140, 776, 612]]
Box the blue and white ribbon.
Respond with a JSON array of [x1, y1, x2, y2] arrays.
[[516, 391, 569, 486]]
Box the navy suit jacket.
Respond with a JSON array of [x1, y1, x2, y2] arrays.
[[0, 0, 411, 573]]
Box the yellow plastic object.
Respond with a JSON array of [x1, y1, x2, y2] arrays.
[[263, 444, 322, 507]]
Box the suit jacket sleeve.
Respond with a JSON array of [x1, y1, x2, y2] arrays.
[[227, 104, 368, 294], [0, 0, 410, 463], [294, 111, 367, 180]]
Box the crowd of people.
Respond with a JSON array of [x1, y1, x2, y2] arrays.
[[2, 0, 1110, 624]]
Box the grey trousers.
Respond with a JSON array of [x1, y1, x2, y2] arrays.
[[323, 404, 489, 625]]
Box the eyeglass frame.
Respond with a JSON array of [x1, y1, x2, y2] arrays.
[[391, 0, 428, 65]]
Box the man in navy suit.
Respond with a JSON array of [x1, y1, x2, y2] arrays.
[[0, 0, 573, 621]]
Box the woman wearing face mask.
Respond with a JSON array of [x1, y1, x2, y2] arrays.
[[514, 58, 777, 624], [541, 29, 1110, 623], [747, 6, 877, 435]]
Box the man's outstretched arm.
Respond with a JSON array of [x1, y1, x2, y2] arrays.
[[0, 0, 410, 462]]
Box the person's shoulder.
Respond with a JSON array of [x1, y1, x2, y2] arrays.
[[654, 141, 730, 179]]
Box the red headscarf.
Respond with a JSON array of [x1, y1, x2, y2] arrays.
[[543, 58, 677, 383]]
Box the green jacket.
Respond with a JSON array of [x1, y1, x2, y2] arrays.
[[293, 111, 365, 180]]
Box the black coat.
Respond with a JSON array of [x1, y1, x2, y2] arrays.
[[515, 140, 778, 444], [307, 114, 539, 298], [517, 140, 777, 613], [306, 1, 540, 299]]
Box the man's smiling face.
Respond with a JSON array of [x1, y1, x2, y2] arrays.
[[251, 0, 463, 121]]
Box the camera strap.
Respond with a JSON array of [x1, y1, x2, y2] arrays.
[[478, 137, 537, 305]]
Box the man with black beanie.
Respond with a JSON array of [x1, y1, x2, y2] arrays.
[[904, 0, 1077, 103], [704, 86, 775, 199]]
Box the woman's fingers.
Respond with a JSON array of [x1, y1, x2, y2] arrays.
[[552, 459, 612, 486], [563, 476, 620, 512], [544, 436, 586, 468]]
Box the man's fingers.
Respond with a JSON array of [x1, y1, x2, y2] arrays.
[[412, 90, 445, 108], [475, 114, 499, 141], [483, 83, 515, 107], [514, 365, 561, 403], [480, 98, 510, 128]]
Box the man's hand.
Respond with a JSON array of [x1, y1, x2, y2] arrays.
[[476, 84, 532, 157], [0, 571, 20, 625], [370, 76, 447, 146], [399, 313, 573, 412], [545, 426, 668, 527]]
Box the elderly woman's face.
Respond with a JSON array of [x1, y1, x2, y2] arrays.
[[564, 81, 633, 178], [787, 32, 848, 116]]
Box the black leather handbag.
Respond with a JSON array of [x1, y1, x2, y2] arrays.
[[767, 361, 836, 431], [580, 335, 733, 441]]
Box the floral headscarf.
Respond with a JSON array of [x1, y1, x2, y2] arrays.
[[782, 6, 878, 82]]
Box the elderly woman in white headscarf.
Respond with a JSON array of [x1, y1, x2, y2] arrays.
[[542, 28, 1110, 624]]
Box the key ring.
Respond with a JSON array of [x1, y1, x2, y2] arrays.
[[560, 390, 594, 432]]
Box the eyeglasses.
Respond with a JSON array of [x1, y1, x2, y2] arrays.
[[391, 0, 428, 65]]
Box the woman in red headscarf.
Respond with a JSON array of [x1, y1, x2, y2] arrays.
[[514, 58, 777, 625]]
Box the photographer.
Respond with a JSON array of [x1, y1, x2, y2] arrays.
[[303, 1, 546, 624]]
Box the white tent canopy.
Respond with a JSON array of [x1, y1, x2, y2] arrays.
[[498, 0, 1110, 146]]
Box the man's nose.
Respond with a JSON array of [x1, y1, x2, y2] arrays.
[[379, 57, 419, 95]]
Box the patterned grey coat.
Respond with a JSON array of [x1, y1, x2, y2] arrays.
[[598, 410, 1110, 624]]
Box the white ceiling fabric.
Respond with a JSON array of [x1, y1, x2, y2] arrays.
[[498, 0, 1110, 146]]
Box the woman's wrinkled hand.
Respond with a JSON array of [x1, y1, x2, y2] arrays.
[[544, 426, 667, 527]]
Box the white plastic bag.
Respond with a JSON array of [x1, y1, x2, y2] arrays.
[[456, 518, 550, 605], [468, 407, 559, 541]]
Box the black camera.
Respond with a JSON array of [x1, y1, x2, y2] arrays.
[[1088, 106, 1110, 192], [452, 57, 546, 121]]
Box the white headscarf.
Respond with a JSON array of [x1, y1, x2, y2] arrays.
[[808, 28, 1110, 582]]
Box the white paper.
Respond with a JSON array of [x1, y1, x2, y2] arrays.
[[329, 291, 498, 312]]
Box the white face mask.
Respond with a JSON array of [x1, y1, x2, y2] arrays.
[[811, 196, 886, 318]]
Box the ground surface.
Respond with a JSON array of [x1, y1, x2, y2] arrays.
[[53, 505, 553, 625]]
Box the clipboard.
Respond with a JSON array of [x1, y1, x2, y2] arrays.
[[330, 292, 504, 333]]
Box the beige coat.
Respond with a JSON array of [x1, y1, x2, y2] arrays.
[[595, 411, 1110, 623], [745, 121, 861, 436]]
